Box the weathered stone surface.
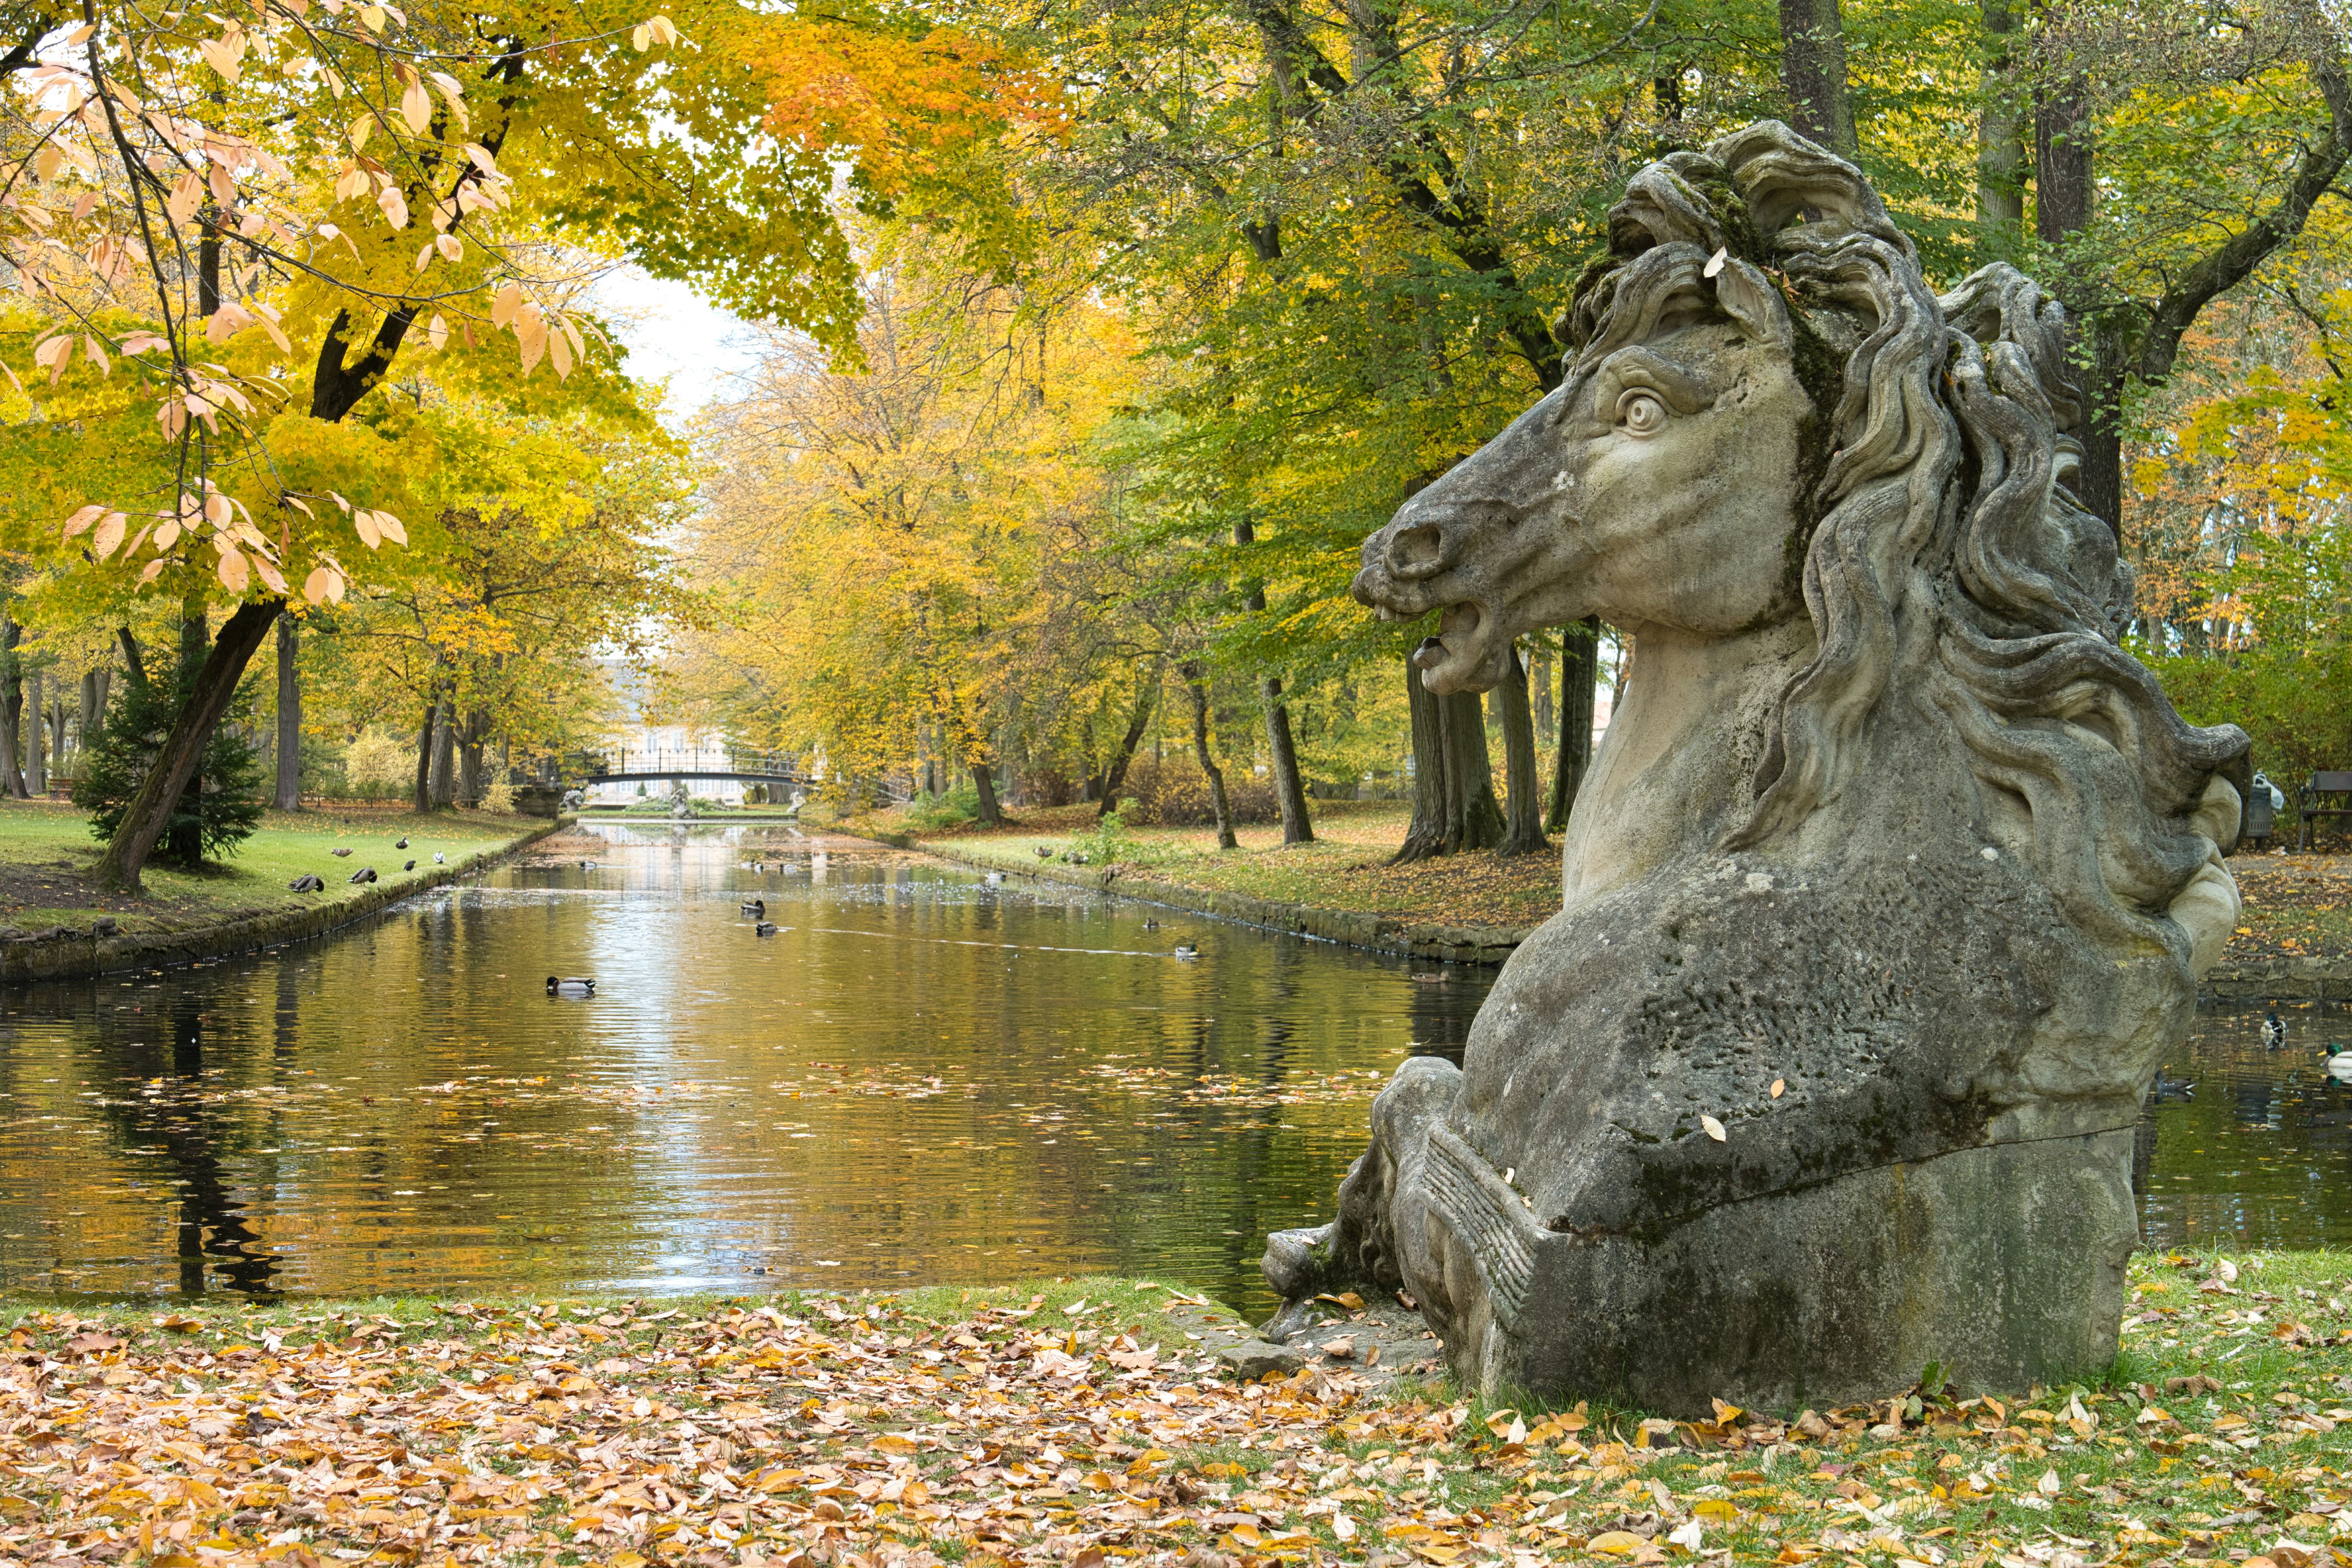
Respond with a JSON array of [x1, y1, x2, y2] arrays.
[[1262, 121, 2250, 1413], [1216, 1340, 1305, 1381]]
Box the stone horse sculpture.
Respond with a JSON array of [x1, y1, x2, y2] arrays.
[[1263, 121, 2249, 1413]]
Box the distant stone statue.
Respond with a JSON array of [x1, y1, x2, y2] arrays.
[[1264, 122, 2249, 1413]]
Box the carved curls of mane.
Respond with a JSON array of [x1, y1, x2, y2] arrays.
[[1560, 120, 2248, 956]]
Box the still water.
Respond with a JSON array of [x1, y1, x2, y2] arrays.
[[0, 824, 2343, 1311]]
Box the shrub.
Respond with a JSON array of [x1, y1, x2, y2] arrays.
[[1112, 755, 1278, 826], [904, 781, 980, 831], [74, 663, 265, 866], [480, 777, 517, 813], [344, 726, 413, 797]]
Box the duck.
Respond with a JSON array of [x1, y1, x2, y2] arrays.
[[347, 865, 378, 884], [546, 976, 595, 998], [579, 859, 598, 870], [1035, 845, 1054, 859], [1143, 918, 1159, 930], [288, 874, 324, 892], [742, 898, 767, 918], [2151, 1070, 2197, 1102], [2322, 1044, 2352, 1084], [403, 858, 416, 872], [983, 871, 1004, 886], [394, 836, 409, 849], [754, 921, 778, 936], [330, 847, 353, 858], [433, 851, 445, 864], [2261, 1010, 2289, 1049], [1173, 944, 1199, 960]]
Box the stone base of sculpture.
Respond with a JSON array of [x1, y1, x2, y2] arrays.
[[1265, 1061, 2137, 1412]]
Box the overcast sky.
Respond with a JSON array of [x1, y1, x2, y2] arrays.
[[593, 265, 764, 424]]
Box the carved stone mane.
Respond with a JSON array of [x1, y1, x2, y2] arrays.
[[1264, 122, 2248, 1411]]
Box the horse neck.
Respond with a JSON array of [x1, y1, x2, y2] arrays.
[[1559, 616, 1819, 912]]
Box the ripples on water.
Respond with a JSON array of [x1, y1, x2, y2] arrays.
[[0, 823, 2343, 1310]]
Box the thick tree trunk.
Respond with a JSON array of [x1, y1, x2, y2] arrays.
[[1097, 664, 1161, 818], [24, 669, 43, 795], [274, 612, 301, 810], [1976, 0, 2026, 247], [79, 670, 98, 765], [1261, 677, 1314, 844], [412, 695, 437, 813], [1494, 647, 1547, 856], [430, 705, 456, 808], [2034, 63, 2116, 532], [1530, 646, 1554, 744], [459, 709, 487, 807], [1440, 687, 1505, 853], [94, 600, 278, 890], [1395, 657, 1449, 864], [1181, 660, 1238, 851], [1547, 617, 1601, 831], [166, 605, 209, 867], [0, 615, 23, 799], [1778, 0, 1857, 156], [970, 756, 1002, 827]]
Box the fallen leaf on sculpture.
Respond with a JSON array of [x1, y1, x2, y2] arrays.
[[1701, 1114, 1727, 1141]]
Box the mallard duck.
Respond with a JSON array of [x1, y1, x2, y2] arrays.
[[2262, 1010, 2289, 1049], [289, 874, 324, 892], [348, 866, 378, 884], [403, 858, 416, 871], [742, 898, 766, 917], [754, 921, 778, 936], [330, 847, 352, 858], [2322, 1044, 2352, 1084], [579, 859, 598, 870], [394, 836, 409, 849], [1173, 944, 1199, 960], [2151, 1070, 2196, 1102], [1143, 918, 1159, 930], [1035, 845, 1054, 859], [546, 976, 595, 998]]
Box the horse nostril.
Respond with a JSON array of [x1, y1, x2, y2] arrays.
[[1389, 523, 1447, 579]]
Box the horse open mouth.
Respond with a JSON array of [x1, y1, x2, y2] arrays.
[[1408, 602, 1503, 693]]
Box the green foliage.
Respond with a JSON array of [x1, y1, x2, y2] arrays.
[[905, 782, 982, 832], [72, 662, 267, 868]]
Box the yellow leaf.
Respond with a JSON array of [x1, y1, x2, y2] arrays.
[[1694, 1500, 1740, 1522], [1769, 1079, 1785, 1098], [63, 503, 104, 537], [871, 1433, 918, 1455], [358, 4, 388, 32], [1701, 1114, 1727, 1142], [1590, 1532, 1650, 1555], [378, 184, 410, 229], [491, 283, 523, 327], [199, 36, 241, 81], [401, 79, 431, 135], [218, 548, 249, 593], [428, 315, 449, 350], [92, 513, 127, 558], [303, 565, 335, 604]]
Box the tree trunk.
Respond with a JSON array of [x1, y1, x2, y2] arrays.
[[0, 615, 23, 799], [1261, 677, 1314, 844], [1440, 687, 1506, 853], [95, 599, 279, 891], [1547, 617, 1601, 832], [1181, 660, 1238, 851], [1976, 0, 2026, 249], [1098, 662, 1161, 818], [1530, 646, 1554, 743], [412, 695, 437, 813], [24, 668, 43, 795], [970, 756, 1002, 827], [429, 703, 456, 807], [166, 603, 209, 867], [1494, 646, 1547, 856], [1394, 655, 1449, 864], [79, 669, 98, 766], [2034, 61, 2116, 532], [459, 709, 487, 807], [274, 612, 301, 810], [1778, 0, 1857, 156]]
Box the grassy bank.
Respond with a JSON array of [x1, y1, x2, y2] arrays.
[[0, 799, 546, 937], [3, 1251, 2347, 1568], [838, 801, 2352, 966]]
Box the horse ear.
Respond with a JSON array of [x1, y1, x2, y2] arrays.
[[1712, 258, 1790, 348]]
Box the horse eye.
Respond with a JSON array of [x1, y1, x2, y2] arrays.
[[1617, 389, 1668, 437]]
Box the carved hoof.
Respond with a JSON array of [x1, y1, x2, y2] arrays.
[[1260, 1222, 1336, 1301]]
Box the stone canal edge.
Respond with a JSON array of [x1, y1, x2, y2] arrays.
[[0, 817, 573, 987], [833, 826, 2327, 1000]]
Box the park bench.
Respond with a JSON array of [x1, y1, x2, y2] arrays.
[[2299, 770, 2352, 852]]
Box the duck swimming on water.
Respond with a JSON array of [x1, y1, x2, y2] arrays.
[[2262, 1010, 2289, 1049], [1173, 944, 1199, 960], [742, 898, 766, 918], [2322, 1043, 2352, 1084], [546, 976, 596, 998], [754, 922, 778, 936]]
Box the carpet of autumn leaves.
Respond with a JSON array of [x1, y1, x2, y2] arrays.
[[3, 1253, 2352, 1568], [2225, 857, 2352, 964]]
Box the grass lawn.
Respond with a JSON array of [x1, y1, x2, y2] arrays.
[[840, 800, 2352, 956], [834, 800, 1566, 931], [0, 1250, 2347, 1567], [0, 798, 545, 936]]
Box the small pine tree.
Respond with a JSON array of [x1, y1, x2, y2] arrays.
[[74, 660, 266, 867]]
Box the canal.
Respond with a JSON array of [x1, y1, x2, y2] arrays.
[[0, 823, 2345, 1309]]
